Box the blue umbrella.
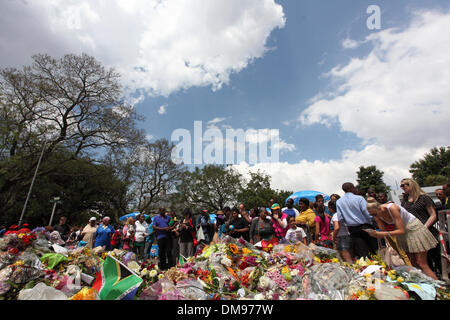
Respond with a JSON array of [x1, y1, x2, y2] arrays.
[[286, 191, 331, 205], [119, 212, 150, 221]]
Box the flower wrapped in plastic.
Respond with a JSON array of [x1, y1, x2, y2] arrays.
[[265, 270, 289, 291], [139, 278, 186, 300], [9, 265, 44, 284], [165, 267, 189, 284], [301, 263, 353, 300]]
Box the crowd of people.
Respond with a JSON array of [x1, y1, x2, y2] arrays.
[[1, 179, 448, 280]]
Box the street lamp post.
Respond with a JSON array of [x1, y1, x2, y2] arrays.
[[49, 197, 61, 227], [18, 138, 47, 227]]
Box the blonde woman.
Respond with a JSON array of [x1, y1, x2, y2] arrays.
[[365, 197, 438, 280], [400, 178, 441, 276]]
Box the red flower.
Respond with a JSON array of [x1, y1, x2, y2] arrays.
[[8, 247, 19, 255]]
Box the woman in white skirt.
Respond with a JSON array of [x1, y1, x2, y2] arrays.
[[365, 197, 438, 280]]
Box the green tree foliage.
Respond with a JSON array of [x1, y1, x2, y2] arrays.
[[176, 165, 244, 212], [356, 165, 390, 196], [238, 170, 293, 209], [0, 53, 145, 213], [410, 147, 450, 186], [238, 171, 274, 209], [0, 149, 129, 227]]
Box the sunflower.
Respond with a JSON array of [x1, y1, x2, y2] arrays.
[[229, 244, 239, 255]]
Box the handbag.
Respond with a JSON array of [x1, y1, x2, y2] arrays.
[[377, 238, 406, 267], [196, 225, 205, 241]]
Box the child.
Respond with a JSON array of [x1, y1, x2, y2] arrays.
[[314, 204, 333, 248], [285, 216, 307, 245], [123, 218, 135, 251]]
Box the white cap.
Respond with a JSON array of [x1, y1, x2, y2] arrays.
[[89, 217, 97, 221]]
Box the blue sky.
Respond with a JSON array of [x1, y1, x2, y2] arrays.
[[134, 0, 449, 164], [1, 0, 449, 194]]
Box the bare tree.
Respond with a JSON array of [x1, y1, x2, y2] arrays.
[[129, 139, 185, 214], [0, 53, 145, 211]]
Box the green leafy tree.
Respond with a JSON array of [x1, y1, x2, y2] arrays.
[[274, 190, 294, 207], [176, 165, 244, 212], [0, 150, 129, 227], [238, 171, 275, 209], [356, 165, 390, 197], [410, 147, 450, 186], [0, 53, 145, 213], [238, 170, 293, 209]]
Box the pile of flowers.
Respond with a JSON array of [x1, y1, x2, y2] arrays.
[[0, 228, 449, 300]]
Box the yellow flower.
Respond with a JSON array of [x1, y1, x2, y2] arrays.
[[397, 277, 404, 283], [242, 248, 251, 255], [14, 260, 24, 266], [229, 244, 239, 255], [331, 258, 339, 263]]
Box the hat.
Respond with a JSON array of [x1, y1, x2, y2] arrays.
[[89, 217, 97, 222], [271, 203, 281, 210]]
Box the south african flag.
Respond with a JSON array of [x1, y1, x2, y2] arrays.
[[92, 254, 143, 300]]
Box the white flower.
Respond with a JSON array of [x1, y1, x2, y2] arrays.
[[220, 257, 232, 267], [291, 269, 299, 277], [258, 276, 269, 288], [149, 270, 158, 278], [158, 273, 164, 279], [140, 268, 148, 277], [254, 293, 265, 300]]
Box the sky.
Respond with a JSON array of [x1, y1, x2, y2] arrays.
[[1, 0, 449, 195]]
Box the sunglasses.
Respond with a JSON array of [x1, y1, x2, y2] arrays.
[[400, 183, 409, 188]]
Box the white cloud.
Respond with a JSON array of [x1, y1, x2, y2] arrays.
[[301, 11, 450, 149], [234, 10, 450, 194], [0, 0, 286, 100], [233, 144, 426, 195], [207, 117, 227, 129], [342, 38, 360, 49], [158, 105, 167, 115]]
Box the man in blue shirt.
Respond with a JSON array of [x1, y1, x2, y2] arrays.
[[336, 182, 378, 258], [153, 208, 176, 270], [282, 198, 299, 219]]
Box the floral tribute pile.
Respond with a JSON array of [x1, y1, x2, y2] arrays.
[[0, 229, 449, 300]]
